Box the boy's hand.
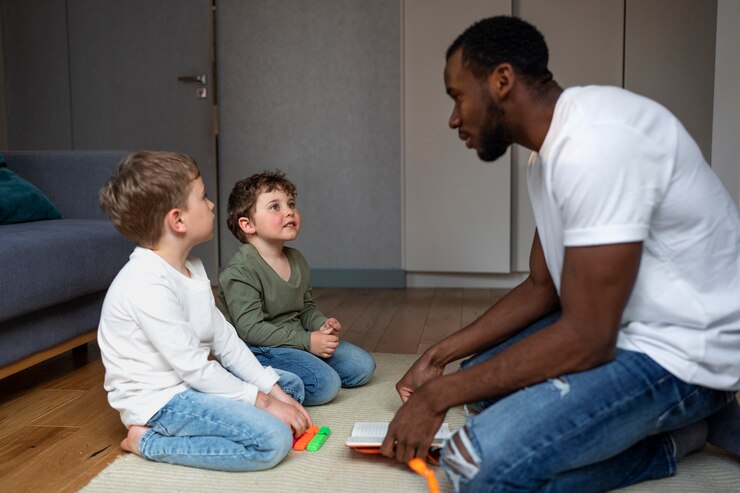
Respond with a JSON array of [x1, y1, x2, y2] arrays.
[[319, 318, 341, 335], [310, 331, 339, 358], [270, 384, 313, 428], [255, 390, 312, 439]]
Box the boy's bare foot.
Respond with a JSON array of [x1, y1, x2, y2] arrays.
[[120, 425, 148, 456]]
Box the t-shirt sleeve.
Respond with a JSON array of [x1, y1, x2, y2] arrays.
[[550, 122, 671, 246]]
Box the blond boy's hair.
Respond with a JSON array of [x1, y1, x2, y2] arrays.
[[99, 151, 200, 247], [226, 170, 297, 244]]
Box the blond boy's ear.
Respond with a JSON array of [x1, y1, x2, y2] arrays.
[[165, 208, 187, 234], [238, 216, 256, 236]]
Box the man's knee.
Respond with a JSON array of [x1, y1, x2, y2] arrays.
[[441, 426, 483, 491]]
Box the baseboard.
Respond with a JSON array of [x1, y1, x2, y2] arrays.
[[309, 269, 529, 289], [406, 271, 528, 289], [310, 269, 406, 288]]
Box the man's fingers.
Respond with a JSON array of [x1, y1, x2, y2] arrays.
[[380, 435, 393, 457]]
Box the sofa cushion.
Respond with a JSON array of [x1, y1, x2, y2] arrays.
[[0, 167, 63, 224], [0, 219, 133, 322]]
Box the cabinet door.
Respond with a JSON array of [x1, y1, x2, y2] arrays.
[[404, 0, 512, 274]]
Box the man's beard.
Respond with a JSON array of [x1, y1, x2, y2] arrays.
[[477, 100, 512, 162]]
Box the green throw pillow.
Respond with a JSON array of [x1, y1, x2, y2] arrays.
[[0, 167, 63, 224]]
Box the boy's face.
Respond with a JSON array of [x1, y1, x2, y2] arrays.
[[245, 188, 301, 243], [183, 177, 215, 243]]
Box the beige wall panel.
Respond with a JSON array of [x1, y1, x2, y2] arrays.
[[625, 0, 717, 161], [404, 0, 512, 273]]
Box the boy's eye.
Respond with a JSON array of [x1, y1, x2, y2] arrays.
[[288, 201, 296, 209], [269, 203, 280, 211]]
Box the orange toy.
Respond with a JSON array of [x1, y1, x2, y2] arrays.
[[293, 426, 319, 451], [408, 457, 441, 493]]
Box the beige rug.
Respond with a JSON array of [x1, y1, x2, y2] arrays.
[[81, 353, 739, 493]]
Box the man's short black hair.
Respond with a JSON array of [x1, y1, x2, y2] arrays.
[[447, 16, 552, 84]]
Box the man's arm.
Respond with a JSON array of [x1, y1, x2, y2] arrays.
[[382, 240, 643, 463], [395, 231, 560, 402]]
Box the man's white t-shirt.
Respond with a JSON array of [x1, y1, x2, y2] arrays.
[[98, 247, 280, 427], [528, 86, 740, 391]]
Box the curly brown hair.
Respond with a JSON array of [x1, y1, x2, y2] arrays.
[[99, 151, 200, 247], [226, 169, 297, 243]]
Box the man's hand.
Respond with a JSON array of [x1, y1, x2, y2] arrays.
[[310, 331, 339, 358], [381, 385, 447, 463], [395, 353, 445, 403], [255, 389, 312, 438], [319, 318, 341, 335]]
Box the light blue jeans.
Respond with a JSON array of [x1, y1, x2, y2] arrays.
[[138, 371, 299, 471], [441, 312, 734, 492], [249, 340, 376, 405]]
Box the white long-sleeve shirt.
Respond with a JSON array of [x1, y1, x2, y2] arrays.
[[98, 247, 279, 427]]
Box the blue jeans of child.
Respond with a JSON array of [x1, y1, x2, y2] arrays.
[[440, 312, 734, 492], [249, 340, 376, 406], [138, 371, 299, 471]]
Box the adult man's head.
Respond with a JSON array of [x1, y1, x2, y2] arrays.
[[444, 16, 557, 161]]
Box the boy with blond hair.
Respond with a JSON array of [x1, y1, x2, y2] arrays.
[[98, 151, 311, 471], [217, 170, 375, 406]]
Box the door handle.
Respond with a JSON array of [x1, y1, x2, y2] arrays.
[[177, 74, 207, 85]]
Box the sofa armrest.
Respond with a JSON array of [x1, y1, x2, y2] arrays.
[[2, 150, 130, 220]]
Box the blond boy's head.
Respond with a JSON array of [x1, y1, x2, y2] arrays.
[[226, 170, 296, 244], [99, 151, 200, 247]]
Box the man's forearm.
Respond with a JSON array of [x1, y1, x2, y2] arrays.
[[421, 317, 612, 412], [424, 275, 560, 368]]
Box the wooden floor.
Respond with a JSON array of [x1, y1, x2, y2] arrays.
[[0, 287, 505, 493]]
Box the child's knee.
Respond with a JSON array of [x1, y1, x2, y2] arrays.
[[253, 424, 293, 470], [277, 370, 306, 404], [304, 369, 341, 406], [342, 351, 376, 388]]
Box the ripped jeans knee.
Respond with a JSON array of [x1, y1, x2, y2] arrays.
[[441, 426, 482, 492]]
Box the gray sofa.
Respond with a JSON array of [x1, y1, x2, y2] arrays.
[[0, 150, 133, 378]]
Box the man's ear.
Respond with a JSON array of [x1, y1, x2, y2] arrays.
[[165, 208, 187, 234], [488, 63, 515, 99], [238, 216, 256, 235]]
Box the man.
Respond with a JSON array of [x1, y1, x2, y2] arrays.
[[381, 16, 740, 492]]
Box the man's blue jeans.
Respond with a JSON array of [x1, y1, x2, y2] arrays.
[[249, 340, 376, 405], [440, 312, 734, 492], [139, 387, 293, 471]]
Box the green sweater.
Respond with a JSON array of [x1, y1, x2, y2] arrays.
[[216, 244, 327, 350]]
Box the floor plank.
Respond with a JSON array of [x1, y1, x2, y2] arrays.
[[375, 288, 435, 354], [419, 288, 463, 347], [0, 389, 86, 440], [342, 289, 405, 351]]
